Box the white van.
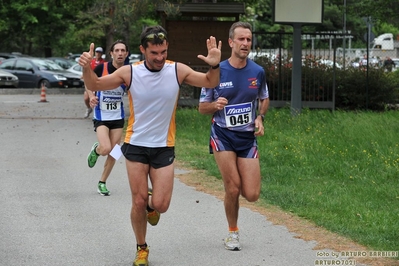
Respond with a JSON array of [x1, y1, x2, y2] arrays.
[[372, 33, 394, 50]]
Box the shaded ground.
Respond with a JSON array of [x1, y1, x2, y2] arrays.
[[174, 161, 399, 266]]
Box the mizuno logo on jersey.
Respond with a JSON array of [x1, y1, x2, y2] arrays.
[[102, 97, 121, 103], [226, 103, 251, 115]]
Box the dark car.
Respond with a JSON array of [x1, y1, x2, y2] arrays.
[[46, 57, 76, 69], [0, 52, 31, 59], [67, 53, 82, 62], [0, 69, 19, 88], [0, 58, 84, 88]]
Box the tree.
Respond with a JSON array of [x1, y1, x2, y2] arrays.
[[0, 0, 92, 56], [347, 0, 399, 26], [1, 0, 398, 57]]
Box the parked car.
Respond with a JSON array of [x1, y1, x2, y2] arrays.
[[67, 53, 82, 62], [391, 58, 399, 71], [0, 58, 84, 88], [317, 59, 343, 69], [129, 53, 142, 64], [66, 63, 82, 76], [350, 60, 360, 68], [359, 57, 381, 68], [0, 69, 19, 88], [46, 57, 76, 69], [248, 51, 276, 61], [0, 52, 31, 59]]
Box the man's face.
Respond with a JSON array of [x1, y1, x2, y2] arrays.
[[110, 43, 128, 65], [140, 41, 168, 71], [229, 27, 252, 60], [95, 51, 102, 60]]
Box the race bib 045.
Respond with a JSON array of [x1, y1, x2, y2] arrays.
[[224, 102, 252, 127]]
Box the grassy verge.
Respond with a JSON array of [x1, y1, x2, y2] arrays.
[[175, 107, 399, 255]]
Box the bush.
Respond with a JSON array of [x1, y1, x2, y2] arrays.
[[336, 67, 399, 110], [256, 56, 399, 111]]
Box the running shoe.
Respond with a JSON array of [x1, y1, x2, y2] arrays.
[[87, 142, 99, 168], [224, 231, 241, 251], [133, 246, 149, 266], [84, 108, 93, 119], [147, 188, 160, 226], [97, 182, 110, 196]]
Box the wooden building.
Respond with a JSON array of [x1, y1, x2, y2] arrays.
[[157, 2, 245, 72]]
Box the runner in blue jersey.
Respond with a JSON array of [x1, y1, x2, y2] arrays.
[[86, 40, 129, 196], [199, 21, 269, 251]]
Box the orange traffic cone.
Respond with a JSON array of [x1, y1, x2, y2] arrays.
[[38, 84, 48, 103]]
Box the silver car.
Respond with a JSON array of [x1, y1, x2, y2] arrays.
[[0, 69, 19, 88], [66, 63, 82, 76]]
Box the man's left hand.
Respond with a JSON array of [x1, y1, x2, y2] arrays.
[[197, 36, 222, 67]]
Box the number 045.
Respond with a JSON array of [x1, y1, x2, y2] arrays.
[[229, 114, 250, 126]]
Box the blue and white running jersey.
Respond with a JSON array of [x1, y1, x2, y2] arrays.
[[200, 59, 269, 132], [93, 62, 126, 121]]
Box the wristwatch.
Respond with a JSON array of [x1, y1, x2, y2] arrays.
[[259, 114, 265, 122]]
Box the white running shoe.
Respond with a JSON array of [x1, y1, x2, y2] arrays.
[[84, 108, 93, 118], [224, 231, 241, 251]]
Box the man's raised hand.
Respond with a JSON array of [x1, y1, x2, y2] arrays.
[[79, 43, 94, 68], [197, 36, 222, 67]]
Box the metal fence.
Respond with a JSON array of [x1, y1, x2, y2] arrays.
[[178, 31, 399, 109], [251, 31, 398, 110]]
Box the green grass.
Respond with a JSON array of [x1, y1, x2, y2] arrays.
[[175, 107, 399, 254]]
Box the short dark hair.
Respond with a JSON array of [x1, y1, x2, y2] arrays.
[[110, 40, 129, 53], [140, 25, 168, 48], [229, 21, 252, 39]]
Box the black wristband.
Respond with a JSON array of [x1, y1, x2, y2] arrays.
[[259, 114, 265, 122], [211, 64, 220, 69]]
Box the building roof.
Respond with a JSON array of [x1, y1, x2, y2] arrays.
[[157, 2, 245, 17]]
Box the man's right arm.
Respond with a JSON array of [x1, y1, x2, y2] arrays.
[[199, 97, 228, 115], [79, 43, 127, 91], [198, 101, 218, 115]]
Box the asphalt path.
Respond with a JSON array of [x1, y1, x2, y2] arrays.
[[0, 93, 346, 266]]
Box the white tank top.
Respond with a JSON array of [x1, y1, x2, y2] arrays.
[[124, 60, 180, 147]]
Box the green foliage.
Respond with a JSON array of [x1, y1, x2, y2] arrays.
[[0, 0, 398, 57], [336, 68, 399, 110], [175, 108, 220, 176], [0, 0, 163, 56], [347, 0, 399, 26], [0, 0, 93, 56], [254, 56, 399, 111], [175, 107, 399, 252], [374, 22, 399, 38], [259, 108, 399, 251]]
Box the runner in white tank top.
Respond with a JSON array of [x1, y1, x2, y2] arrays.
[[85, 41, 129, 196], [80, 25, 222, 266], [124, 60, 179, 148]]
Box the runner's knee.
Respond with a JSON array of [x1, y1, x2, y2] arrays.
[[242, 190, 260, 202]]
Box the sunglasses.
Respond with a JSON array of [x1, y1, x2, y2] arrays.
[[144, 32, 167, 41]]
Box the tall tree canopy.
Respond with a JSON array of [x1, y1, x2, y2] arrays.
[[0, 0, 397, 57]]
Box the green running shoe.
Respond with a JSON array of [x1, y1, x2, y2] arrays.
[[147, 188, 160, 226], [97, 182, 110, 196], [133, 246, 149, 266], [87, 142, 99, 168]]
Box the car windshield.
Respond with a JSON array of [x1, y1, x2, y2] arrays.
[[32, 59, 64, 70]]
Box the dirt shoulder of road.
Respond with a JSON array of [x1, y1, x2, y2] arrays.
[[174, 161, 399, 266]]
